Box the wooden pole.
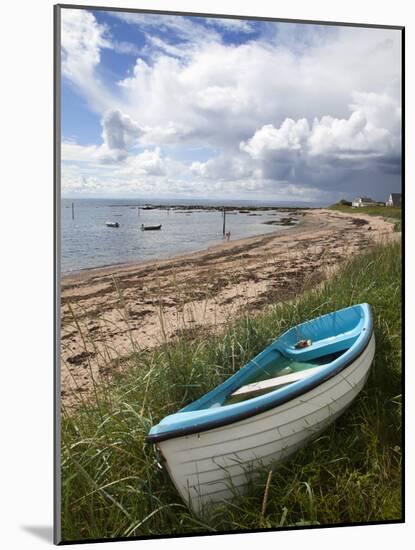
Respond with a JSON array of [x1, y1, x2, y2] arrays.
[[222, 206, 226, 236], [72, 202, 74, 220]]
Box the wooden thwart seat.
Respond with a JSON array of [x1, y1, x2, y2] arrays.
[[230, 364, 327, 398]]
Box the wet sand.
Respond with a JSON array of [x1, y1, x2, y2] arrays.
[[60, 208, 397, 406]]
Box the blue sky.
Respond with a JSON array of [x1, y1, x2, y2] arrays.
[[60, 8, 402, 202]]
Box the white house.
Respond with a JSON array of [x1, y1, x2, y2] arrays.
[[386, 193, 401, 207], [352, 197, 375, 208]]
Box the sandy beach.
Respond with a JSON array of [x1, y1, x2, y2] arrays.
[[60, 208, 397, 406]]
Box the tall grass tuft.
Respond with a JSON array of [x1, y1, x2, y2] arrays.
[[61, 240, 402, 541]]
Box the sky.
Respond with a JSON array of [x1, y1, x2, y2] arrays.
[[60, 8, 402, 203]]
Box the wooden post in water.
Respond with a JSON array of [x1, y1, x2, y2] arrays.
[[222, 206, 226, 236], [72, 202, 74, 220]]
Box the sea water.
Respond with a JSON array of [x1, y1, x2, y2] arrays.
[[60, 198, 300, 274]]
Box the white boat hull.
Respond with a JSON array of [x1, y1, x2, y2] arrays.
[[157, 334, 375, 515]]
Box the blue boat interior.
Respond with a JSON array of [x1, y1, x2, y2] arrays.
[[147, 303, 372, 441]]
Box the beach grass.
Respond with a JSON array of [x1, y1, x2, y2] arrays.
[[60, 239, 402, 541], [329, 202, 401, 222]]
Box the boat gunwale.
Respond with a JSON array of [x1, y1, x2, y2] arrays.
[[146, 305, 373, 444]]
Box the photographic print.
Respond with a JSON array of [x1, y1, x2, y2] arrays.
[[55, 4, 403, 544]]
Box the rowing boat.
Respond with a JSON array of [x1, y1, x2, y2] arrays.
[[146, 303, 375, 515], [141, 224, 162, 231]]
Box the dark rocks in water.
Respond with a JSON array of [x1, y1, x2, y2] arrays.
[[107, 203, 311, 215], [263, 217, 298, 226]]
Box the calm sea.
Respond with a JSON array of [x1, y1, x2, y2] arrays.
[[60, 198, 302, 274]]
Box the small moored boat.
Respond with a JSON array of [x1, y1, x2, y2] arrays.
[[146, 303, 375, 515], [141, 224, 162, 231], [105, 221, 119, 228]]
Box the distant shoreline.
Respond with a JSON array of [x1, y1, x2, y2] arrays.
[[62, 197, 325, 208]]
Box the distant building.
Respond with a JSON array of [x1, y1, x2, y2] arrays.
[[386, 193, 402, 207], [352, 196, 375, 208]]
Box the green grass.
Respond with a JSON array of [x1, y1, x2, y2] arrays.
[[329, 202, 401, 224], [61, 240, 402, 541]]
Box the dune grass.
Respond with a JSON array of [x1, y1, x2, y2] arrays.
[[60, 239, 402, 542], [329, 203, 401, 225]]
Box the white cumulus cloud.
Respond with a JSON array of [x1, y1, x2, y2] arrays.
[[241, 91, 400, 162], [240, 119, 311, 159]]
